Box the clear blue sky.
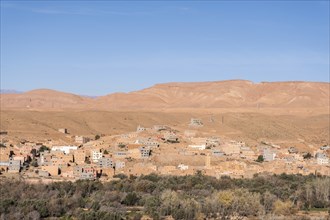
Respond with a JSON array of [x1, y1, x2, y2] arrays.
[[1, 1, 329, 95]]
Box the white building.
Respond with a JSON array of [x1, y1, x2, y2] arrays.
[[317, 157, 329, 165], [263, 149, 276, 161], [136, 125, 147, 132], [188, 144, 206, 151], [315, 153, 329, 165], [135, 138, 159, 148], [115, 161, 125, 169], [178, 164, 189, 170], [91, 150, 103, 163], [320, 145, 330, 150], [51, 146, 78, 155]]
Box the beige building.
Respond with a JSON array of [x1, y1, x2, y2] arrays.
[[0, 148, 11, 161], [222, 144, 240, 155], [74, 151, 86, 164], [58, 128, 68, 134], [240, 147, 256, 160], [75, 136, 90, 144], [42, 166, 59, 176]]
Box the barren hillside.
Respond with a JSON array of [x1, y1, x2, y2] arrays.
[[1, 80, 329, 110], [1, 80, 328, 147], [0, 110, 329, 148], [0, 89, 94, 110], [97, 80, 329, 109]]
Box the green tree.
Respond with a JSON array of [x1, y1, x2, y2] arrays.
[[256, 155, 264, 163], [303, 153, 313, 160], [31, 159, 38, 167], [144, 196, 161, 220], [39, 145, 50, 152], [30, 149, 37, 158], [118, 144, 126, 149]]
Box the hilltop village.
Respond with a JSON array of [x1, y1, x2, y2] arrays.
[[0, 118, 329, 183]]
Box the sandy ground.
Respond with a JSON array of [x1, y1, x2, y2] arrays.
[[0, 109, 329, 148]]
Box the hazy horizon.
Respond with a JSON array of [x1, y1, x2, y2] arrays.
[[1, 79, 330, 96], [1, 1, 329, 95]]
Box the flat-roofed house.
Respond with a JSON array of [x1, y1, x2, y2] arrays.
[[137, 125, 147, 132], [8, 158, 21, 173], [74, 165, 96, 180], [240, 147, 256, 160], [315, 153, 329, 165], [75, 136, 90, 144], [98, 157, 114, 168], [91, 150, 103, 163], [12, 156, 26, 164], [51, 146, 78, 155], [188, 144, 206, 151], [74, 151, 86, 164], [135, 138, 160, 148], [39, 152, 52, 166], [139, 147, 151, 158], [222, 144, 240, 156], [58, 128, 68, 134], [115, 161, 125, 169], [263, 149, 276, 162]]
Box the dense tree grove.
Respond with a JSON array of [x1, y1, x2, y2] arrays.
[[0, 173, 329, 220]]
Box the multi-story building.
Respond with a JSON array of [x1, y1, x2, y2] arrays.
[[39, 152, 52, 166], [74, 165, 96, 180], [115, 161, 125, 169], [263, 149, 276, 162], [315, 153, 329, 165], [139, 147, 151, 158], [91, 150, 103, 163], [8, 158, 21, 173], [74, 151, 86, 164], [98, 157, 114, 168]]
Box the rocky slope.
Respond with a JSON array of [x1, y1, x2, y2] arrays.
[[1, 80, 329, 110]]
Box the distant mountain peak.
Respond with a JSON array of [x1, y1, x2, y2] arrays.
[[0, 89, 23, 94]]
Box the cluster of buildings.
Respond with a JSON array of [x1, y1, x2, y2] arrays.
[[0, 120, 329, 181]]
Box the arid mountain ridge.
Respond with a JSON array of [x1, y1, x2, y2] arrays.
[[1, 80, 329, 110]]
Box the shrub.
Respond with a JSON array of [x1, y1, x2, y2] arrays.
[[273, 200, 297, 215], [122, 192, 140, 206]]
